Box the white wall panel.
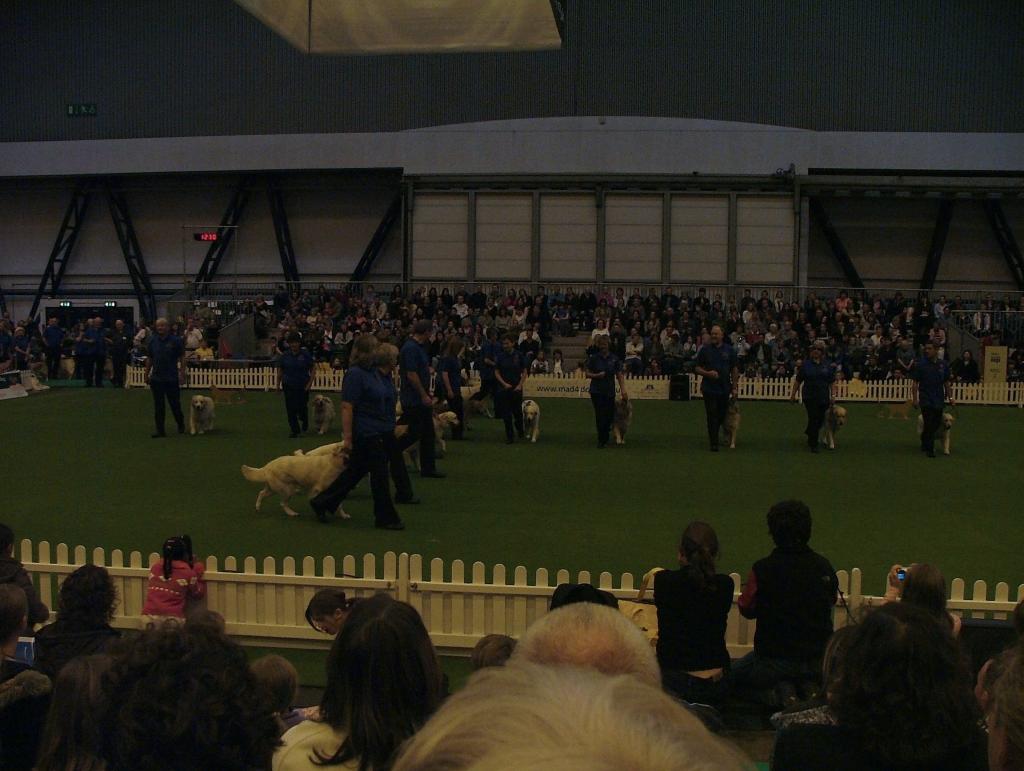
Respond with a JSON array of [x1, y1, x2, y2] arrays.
[[475, 194, 532, 280], [604, 195, 662, 281], [736, 197, 795, 284], [540, 194, 596, 280], [670, 196, 728, 282], [411, 194, 468, 279]]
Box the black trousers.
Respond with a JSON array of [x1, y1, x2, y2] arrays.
[[494, 388, 524, 440], [396, 404, 437, 474], [312, 434, 402, 525], [92, 354, 106, 387], [703, 393, 730, 448], [110, 352, 128, 387], [921, 406, 943, 453], [79, 355, 94, 384], [151, 381, 184, 434], [283, 386, 309, 434], [591, 393, 615, 445], [45, 347, 61, 379], [471, 378, 495, 402], [446, 391, 465, 439], [804, 401, 828, 447]]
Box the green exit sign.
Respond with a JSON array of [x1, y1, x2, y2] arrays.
[[66, 103, 97, 117]]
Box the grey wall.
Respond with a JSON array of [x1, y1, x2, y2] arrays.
[[2, 0, 1023, 143]]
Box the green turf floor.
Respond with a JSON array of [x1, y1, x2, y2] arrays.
[[4, 388, 1021, 595]]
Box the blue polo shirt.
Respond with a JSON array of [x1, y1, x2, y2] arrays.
[[399, 337, 430, 408], [147, 334, 184, 383], [438, 355, 462, 392], [12, 335, 30, 362], [479, 340, 501, 380], [84, 326, 105, 355], [495, 349, 526, 387], [914, 356, 950, 409], [587, 351, 622, 397], [341, 365, 396, 438], [796, 359, 834, 405], [279, 348, 314, 389], [696, 343, 737, 396], [43, 326, 65, 349], [0, 332, 11, 359]]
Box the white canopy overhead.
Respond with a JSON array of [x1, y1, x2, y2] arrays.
[[235, 0, 564, 54]]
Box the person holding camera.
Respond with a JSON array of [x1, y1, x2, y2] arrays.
[[789, 340, 836, 453], [142, 535, 206, 619]]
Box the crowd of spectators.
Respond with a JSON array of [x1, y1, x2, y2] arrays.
[[3, 504, 1023, 769]]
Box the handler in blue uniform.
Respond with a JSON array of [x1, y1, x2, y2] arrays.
[[470, 328, 500, 413], [277, 332, 314, 437], [585, 334, 629, 448], [494, 334, 528, 444], [396, 320, 443, 478], [144, 318, 185, 437], [913, 340, 954, 458], [789, 341, 836, 453], [436, 336, 465, 440], [694, 325, 739, 452], [310, 336, 408, 529], [42, 319, 65, 379], [88, 318, 107, 387]]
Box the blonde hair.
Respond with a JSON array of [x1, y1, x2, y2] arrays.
[[511, 602, 660, 687], [350, 334, 379, 368], [392, 663, 749, 771], [374, 342, 399, 368], [470, 634, 516, 670]]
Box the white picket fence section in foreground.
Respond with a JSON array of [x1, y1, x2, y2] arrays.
[[20, 541, 1024, 655], [125, 366, 1024, 406]]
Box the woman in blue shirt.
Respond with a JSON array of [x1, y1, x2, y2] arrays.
[[277, 332, 314, 438], [584, 335, 628, 449], [494, 334, 527, 444], [436, 336, 465, 441], [789, 341, 836, 453]]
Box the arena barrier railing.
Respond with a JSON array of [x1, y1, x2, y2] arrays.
[[19, 540, 1024, 656], [125, 366, 1024, 406]]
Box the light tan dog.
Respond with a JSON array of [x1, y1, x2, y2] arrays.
[[241, 443, 350, 518], [823, 404, 847, 450], [917, 411, 955, 455], [434, 410, 460, 453], [189, 395, 216, 435], [210, 385, 246, 405], [312, 394, 335, 435], [612, 399, 632, 445], [879, 400, 913, 420], [522, 399, 541, 443], [722, 397, 741, 449], [396, 412, 460, 469]]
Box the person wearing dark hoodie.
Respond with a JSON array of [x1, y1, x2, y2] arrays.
[[0, 584, 52, 770], [0, 523, 49, 627], [35, 564, 120, 679]]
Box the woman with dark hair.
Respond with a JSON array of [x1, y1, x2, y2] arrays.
[[771, 603, 986, 770], [274, 594, 443, 771], [436, 335, 465, 440], [884, 562, 962, 637], [653, 522, 734, 704], [141, 535, 206, 619], [34, 654, 112, 771], [35, 564, 120, 679], [1, 584, 52, 770], [304, 589, 357, 636]]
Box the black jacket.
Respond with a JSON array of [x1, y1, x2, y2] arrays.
[[0, 556, 49, 625], [0, 660, 52, 770], [34, 621, 120, 679]]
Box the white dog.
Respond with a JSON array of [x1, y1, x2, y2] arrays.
[[189, 395, 216, 435], [396, 412, 459, 469], [241, 443, 350, 518], [917, 411, 956, 455], [312, 394, 336, 435], [522, 399, 540, 443]]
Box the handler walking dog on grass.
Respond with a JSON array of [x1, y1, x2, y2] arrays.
[[789, 341, 836, 453], [396, 320, 445, 479], [277, 331, 314, 438], [144, 318, 186, 438], [694, 325, 738, 452], [585, 335, 628, 449], [913, 340, 954, 458]]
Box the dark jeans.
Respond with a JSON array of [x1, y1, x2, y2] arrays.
[[92, 355, 105, 387], [703, 392, 730, 448], [730, 651, 822, 704], [591, 393, 615, 445], [283, 386, 309, 434], [494, 387, 524, 440], [921, 405, 943, 452], [110, 351, 128, 387], [396, 404, 437, 474], [312, 434, 401, 525], [79, 355, 94, 384], [804, 400, 828, 447], [150, 381, 184, 435], [662, 669, 731, 707], [45, 347, 61, 379]]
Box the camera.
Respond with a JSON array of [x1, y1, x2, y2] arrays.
[[896, 568, 907, 581]]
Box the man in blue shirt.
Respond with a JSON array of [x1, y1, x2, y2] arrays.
[[694, 325, 738, 452], [494, 333, 528, 444], [913, 341, 954, 458], [395, 320, 444, 478], [144, 318, 185, 437], [470, 328, 500, 415], [42, 318, 65, 379], [789, 341, 836, 453], [277, 332, 314, 438], [585, 335, 628, 448], [87, 317, 107, 387]]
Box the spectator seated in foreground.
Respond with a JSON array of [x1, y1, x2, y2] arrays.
[[0, 523, 50, 626]]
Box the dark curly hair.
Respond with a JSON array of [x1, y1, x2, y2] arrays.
[[766, 499, 812, 547], [829, 602, 980, 766], [57, 564, 117, 627], [98, 621, 280, 771]]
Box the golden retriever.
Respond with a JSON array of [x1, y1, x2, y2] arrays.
[[241, 443, 350, 518], [312, 394, 335, 435], [722, 398, 741, 449], [612, 398, 632, 445], [396, 412, 460, 468], [823, 405, 847, 450], [189, 395, 216, 435], [917, 411, 955, 455], [521, 399, 540, 443], [878, 400, 913, 420]]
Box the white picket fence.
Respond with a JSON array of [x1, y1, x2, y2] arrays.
[[20, 540, 1024, 655]]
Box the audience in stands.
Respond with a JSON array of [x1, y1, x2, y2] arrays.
[[470, 633, 517, 670], [252, 653, 306, 734], [304, 588, 357, 635], [35, 564, 120, 679], [988, 642, 1024, 771], [34, 654, 112, 771], [884, 561, 962, 637], [0, 523, 50, 625]]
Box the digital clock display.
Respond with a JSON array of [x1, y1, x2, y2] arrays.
[[193, 232, 219, 242]]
